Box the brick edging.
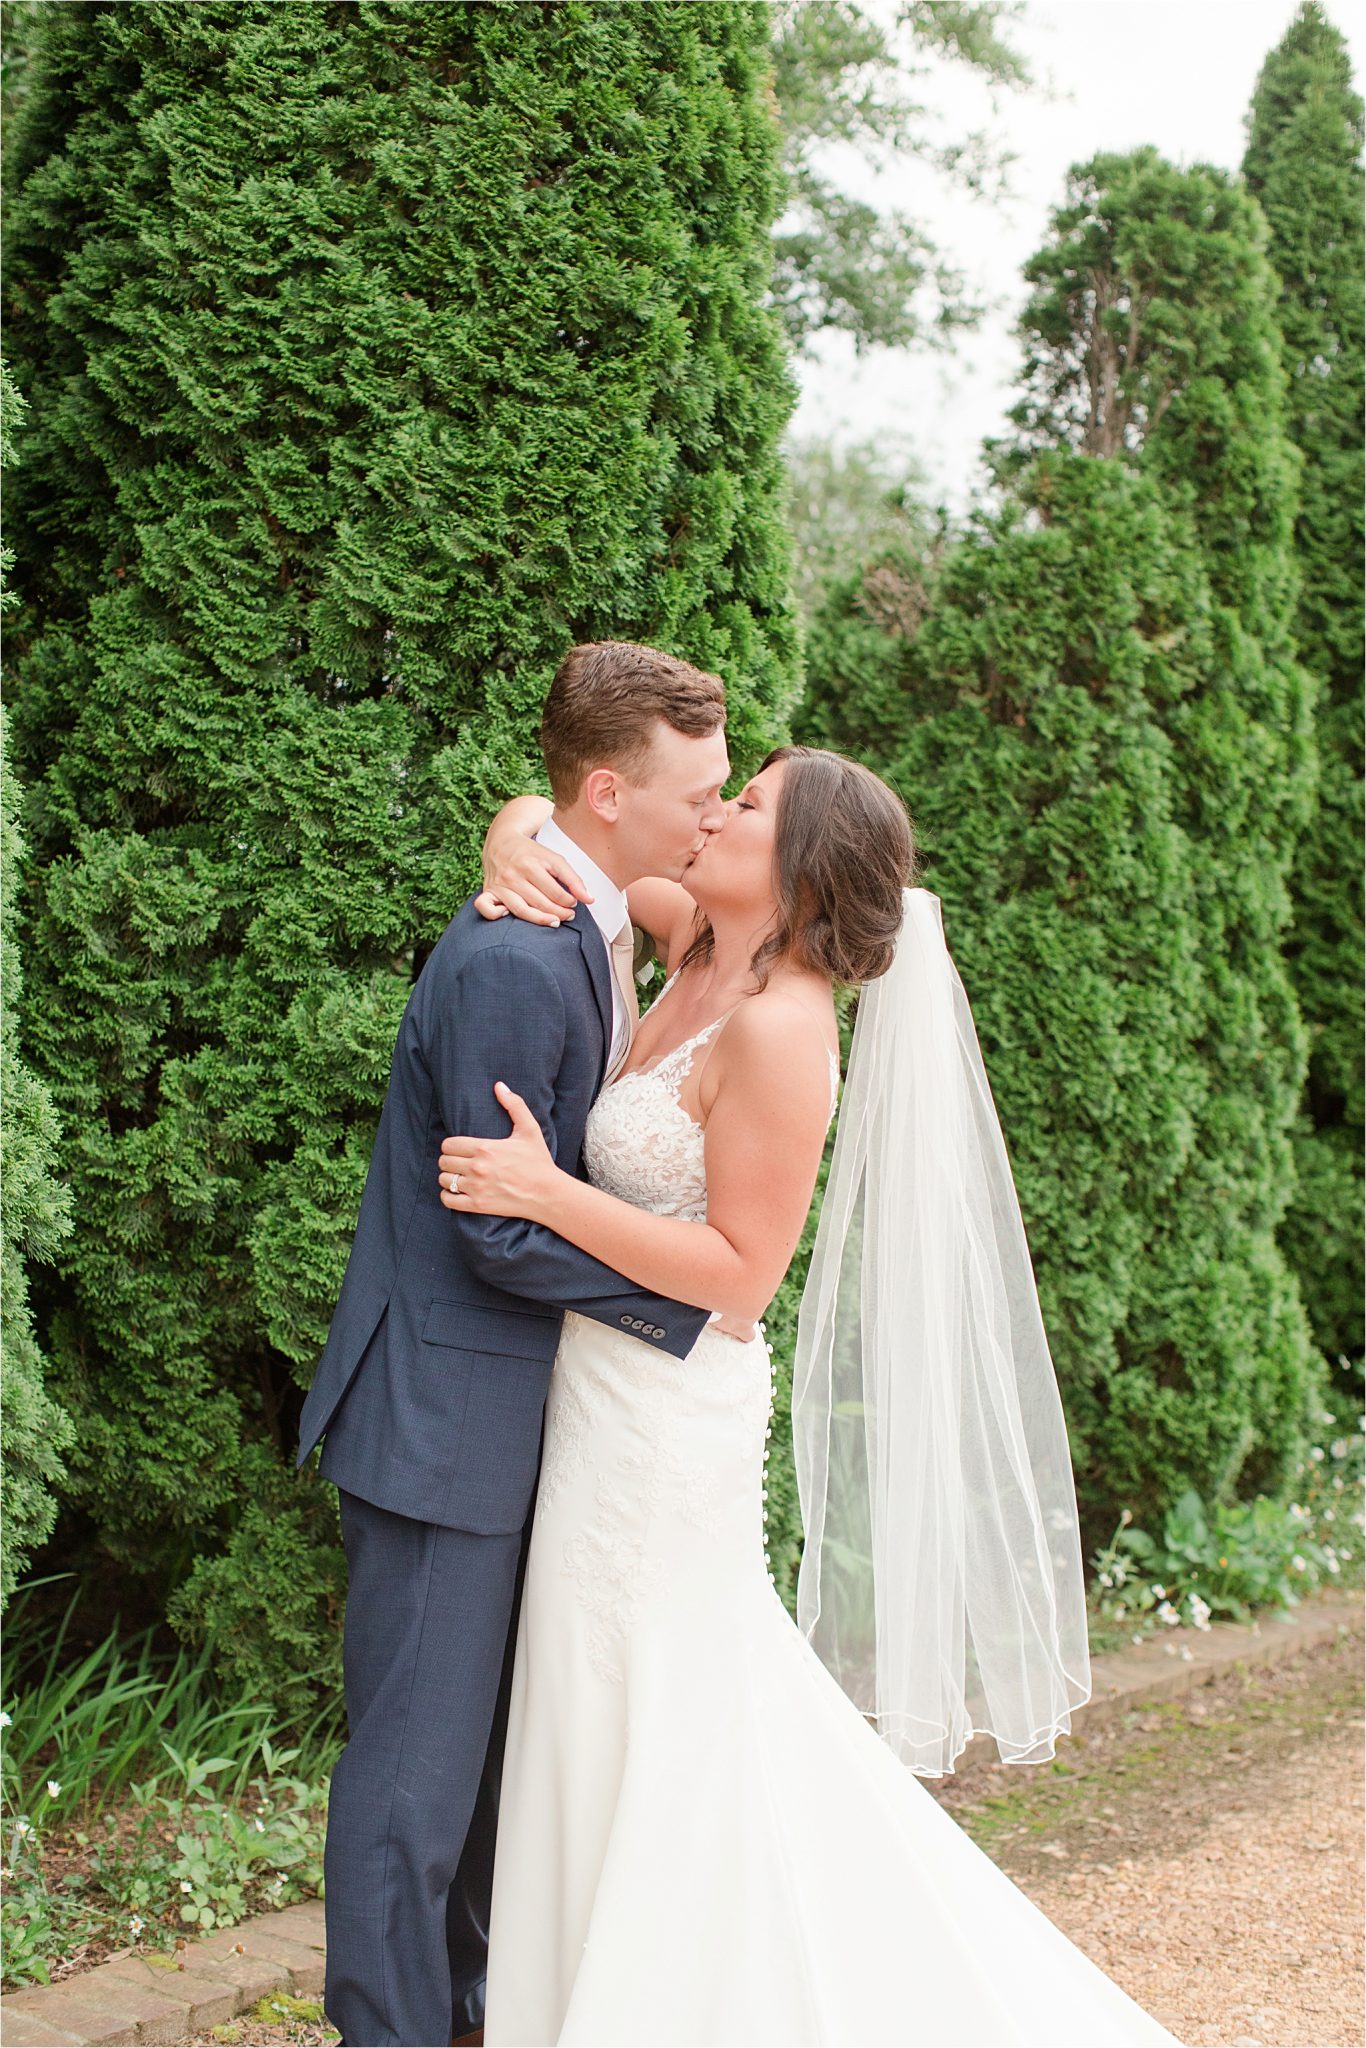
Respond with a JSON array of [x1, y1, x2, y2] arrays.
[[0, 1898, 325, 2046], [2, 1587, 1361, 2045]]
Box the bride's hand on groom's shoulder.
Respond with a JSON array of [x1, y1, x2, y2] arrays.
[[477, 825, 593, 928], [437, 1082, 561, 1223]]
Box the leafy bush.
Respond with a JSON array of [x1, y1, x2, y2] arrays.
[[0, 1582, 342, 1986], [1087, 1409, 1364, 1651]]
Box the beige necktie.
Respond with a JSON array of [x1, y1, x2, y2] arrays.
[[604, 919, 641, 1083]]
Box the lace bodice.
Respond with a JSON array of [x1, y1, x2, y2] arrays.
[[582, 974, 840, 1222]]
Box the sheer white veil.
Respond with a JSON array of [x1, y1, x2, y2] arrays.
[[792, 886, 1093, 1777]]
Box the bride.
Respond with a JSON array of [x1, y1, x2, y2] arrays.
[[436, 744, 1187, 2048]]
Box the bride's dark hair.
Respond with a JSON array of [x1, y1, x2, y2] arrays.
[[678, 744, 920, 991]]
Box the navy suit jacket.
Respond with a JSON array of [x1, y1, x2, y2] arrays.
[[295, 896, 708, 1531]]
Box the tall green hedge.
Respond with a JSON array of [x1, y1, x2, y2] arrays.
[[1, 360, 77, 1609], [1243, 2, 1365, 1386], [2, 0, 799, 1712], [1008, 150, 1323, 1504], [799, 454, 1216, 1542], [797, 150, 1326, 1539]]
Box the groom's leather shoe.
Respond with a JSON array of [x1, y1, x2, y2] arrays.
[[451, 2032, 484, 2046]]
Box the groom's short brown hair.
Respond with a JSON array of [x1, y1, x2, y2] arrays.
[[540, 641, 727, 802]]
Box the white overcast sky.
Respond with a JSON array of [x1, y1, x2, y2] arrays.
[[786, 0, 1366, 512]]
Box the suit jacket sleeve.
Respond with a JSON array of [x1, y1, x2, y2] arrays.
[[430, 942, 710, 1362]]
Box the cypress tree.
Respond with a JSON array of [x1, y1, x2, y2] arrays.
[[3, 1, 798, 1704], [799, 453, 1215, 1536], [993, 150, 1324, 1501], [796, 149, 1326, 1530], [1243, 2, 1364, 1387], [1, 360, 77, 1608]]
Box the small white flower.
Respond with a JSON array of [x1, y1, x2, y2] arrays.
[[1130, 1632, 1143, 1644], [1151, 1584, 1166, 1599], [1119, 1508, 1133, 1525], [0, 1711, 11, 1730], [1288, 1502, 1307, 1519], [253, 1817, 265, 1833], [1099, 1571, 1113, 1588], [15, 1818, 31, 1837], [1330, 1439, 1350, 1460], [1178, 1645, 1194, 1662], [1157, 1600, 1181, 1626], [180, 1879, 194, 1893], [129, 1914, 144, 1936], [1290, 1553, 1306, 1571], [1310, 1446, 1325, 1462], [1114, 1603, 1125, 1618], [1327, 1556, 1341, 1574]]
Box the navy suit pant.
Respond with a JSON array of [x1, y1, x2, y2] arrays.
[[324, 1489, 531, 2047]]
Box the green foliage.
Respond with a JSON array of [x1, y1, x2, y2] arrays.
[[164, 1445, 347, 1730], [1007, 151, 1327, 1503], [0, 1583, 341, 1986], [793, 165, 1336, 1549], [1243, 2, 1365, 1375], [2, 1753, 329, 1988], [1087, 1405, 1363, 1648], [2, 0, 799, 1707], [800, 450, 1238, 1543], [0, 358, 76, 1608]]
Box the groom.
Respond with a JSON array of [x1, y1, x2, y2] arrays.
[[295, 641, 731, 2048]]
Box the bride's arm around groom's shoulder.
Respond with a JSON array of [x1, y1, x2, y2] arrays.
[[624, 875, 699, 971], [477, 789, 699, 971]]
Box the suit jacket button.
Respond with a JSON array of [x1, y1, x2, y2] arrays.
[[620, 1314, 632, 1327]]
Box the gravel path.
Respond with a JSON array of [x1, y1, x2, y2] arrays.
[[191, 1620, 1364, 2048], [931, 1621, 1364, 2048]]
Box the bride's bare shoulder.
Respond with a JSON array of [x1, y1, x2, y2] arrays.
[[716, 976, 837, 1102]]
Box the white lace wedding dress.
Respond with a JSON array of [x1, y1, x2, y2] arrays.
[[482, 1004, 1187, 2048]]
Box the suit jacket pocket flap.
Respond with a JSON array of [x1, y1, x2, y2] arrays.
[[421, 1296, 559, 1360]]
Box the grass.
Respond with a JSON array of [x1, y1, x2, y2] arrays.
[[1, 1575, 345, 1989]]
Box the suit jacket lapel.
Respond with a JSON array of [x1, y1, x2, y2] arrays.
[[572, 915, 614, 1089]]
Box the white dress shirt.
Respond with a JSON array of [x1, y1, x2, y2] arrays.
[[535, 813, 630, 1074]]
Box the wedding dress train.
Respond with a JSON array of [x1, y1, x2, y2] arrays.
[[482, 1004, 1186, 2048]]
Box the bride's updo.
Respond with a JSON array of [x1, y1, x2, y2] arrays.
[[683, 744, 920, 990]]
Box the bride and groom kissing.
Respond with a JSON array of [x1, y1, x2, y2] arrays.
[[295, 640, 1187, 2048]]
